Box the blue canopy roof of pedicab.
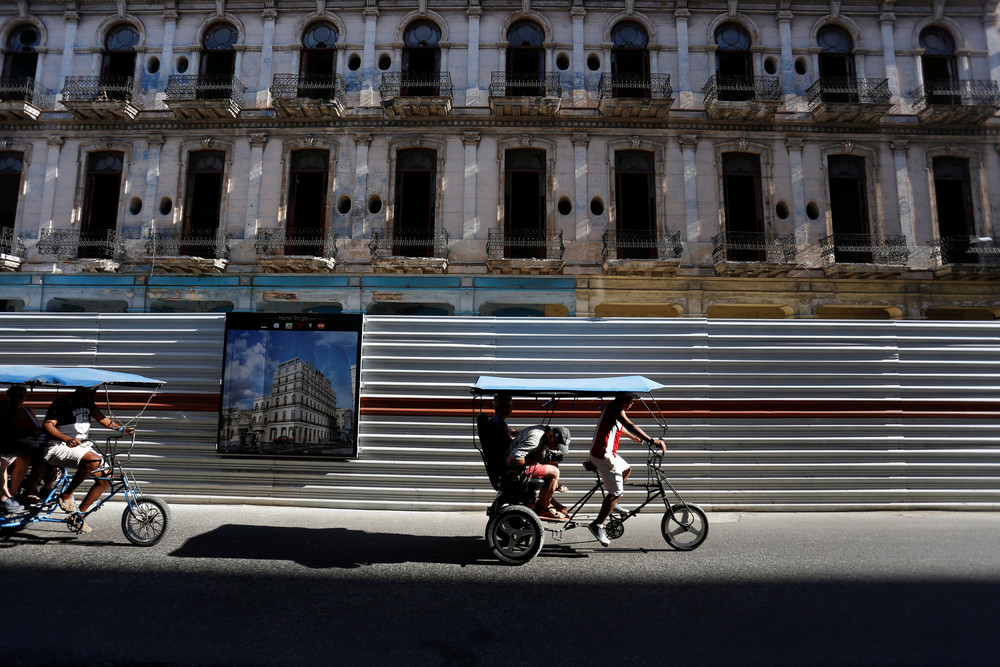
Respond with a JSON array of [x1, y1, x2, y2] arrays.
[[0, 365, 165, 388], [471, 375, 665, 397]]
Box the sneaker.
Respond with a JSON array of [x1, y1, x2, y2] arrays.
[[588, 522, 610, 547], [614, 506, 629, 518], [57, 496, 78, 514], [67, 513, 92, 534], [1, 497, 24, 513]]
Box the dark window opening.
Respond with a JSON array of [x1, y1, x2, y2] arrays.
[[287, 150, 329, 256], [2, 25, 40, 100], [183, 150, 225, 254], [199, 23, 237, 99], [101, 24, 139, 100], [828, 154, 871, 263], [614, 151, 656, 259], [0, 152, 23, 230], [920, 27, 959, 105], [401, 21, 441, 96], [504, 149, 546, 259], [299, 22, 338, 99], [611, 21, 650, 98], [715, 23, 753, 101], [722, 152, 764, 261], [394, 149, 436, 257], [506, 20, 544, 96], [80, 151, 124, 259], [933, 157, 976, 263], [817, 25, 856, 103]]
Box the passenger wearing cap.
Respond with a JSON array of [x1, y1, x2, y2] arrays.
[[506, 424, 571, 522], [588, 393, 665, 547]]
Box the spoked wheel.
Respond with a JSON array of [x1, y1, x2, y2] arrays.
[[605, 518, 625, 540], [661, 503, 708, 551], [121, 495, 171, 547], [485, 504, 544, 565]]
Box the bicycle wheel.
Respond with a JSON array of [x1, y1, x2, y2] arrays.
[[661, 504, 708, 550], [605, 517, 625, 540], [485, 504, 544, 565], [121, 495, 171, 547]]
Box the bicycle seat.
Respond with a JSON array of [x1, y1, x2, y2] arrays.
[[583, 459, 597, 472]]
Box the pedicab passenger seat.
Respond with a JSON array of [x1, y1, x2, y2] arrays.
[[476, 413, 542, 499]]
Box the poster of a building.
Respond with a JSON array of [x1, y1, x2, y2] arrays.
[[218, 313, 363, 457]]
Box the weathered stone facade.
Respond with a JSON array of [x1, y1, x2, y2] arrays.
[[0, 0, 998, 318]]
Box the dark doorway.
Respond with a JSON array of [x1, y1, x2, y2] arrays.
[[0, 152, 23, 231], [287, 150, 329, 256], [80, 152, 124, 259], [504, 149, 546, 259], [394, 149, 437, 257], [817, 24, 856, 103], [199, 23, 237, 100], [615, 151, 656, 259], [919, 27, 959, 105], [722, 152, 764, 261], [402, 21, 441, 96], [611, 21, 650, 98], [183, 150, 226, 255], [506, 20, 544, 96], [2, 25, 40, 100], [101, 24, 138, 100], [828, 155, 871, 263], [715, 23, 753, 102], [933, 157, 976, 263], [299, 22, 338, 99]]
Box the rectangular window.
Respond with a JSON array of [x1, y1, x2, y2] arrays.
[[503, 149, 546, 259], [933, 157, 976, 263], [287, 149, 329, 256], [80, 151, 124, 259], [393, 148, 436, 257], [614, 150, 656, 259], [722, 152, 764, 261], [827, 154, 871, 263], [0, 152, 24, 231]]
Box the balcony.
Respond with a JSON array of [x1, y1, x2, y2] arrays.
[[820, 233, 909, 279], [369, 228, 449, 273], [488, 72, 562, 116], [602, 230, 683, 276], [712, 231, 797, 277], [164, 75, 245, 119], [807, 77, 891, 124], [145, 228, 230, 273], [379, 72, 453, 117], [912, 80, 1000, 125], [597, 73, 673, 119], [270, 74, 347, 118], [255, 228, 338, 273], [37, 229, 126, 271], [0, 227, 27, 271], [930, 236, 1000, 281], [0, 77, 43, 120], [485, 228, 564, 274], [703, 75, 782, 121], [60, 76, 145, 120]]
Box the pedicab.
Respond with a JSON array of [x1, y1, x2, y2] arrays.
[[0, 365, 171, 546], [472, 375, 708, 564]]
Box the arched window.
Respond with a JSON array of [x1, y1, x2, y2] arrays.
[[817, 25, 856, 102], [199, 23, 238, 98], [80, 152, 125, 259], [714, 23, 753, 101], [506, 20, 544, 95], [611, 22, 650, 98], [919, 27, 958, 104], [402, 20, 441, 95], [2, 25, 41, 99], [299, 22, 338, 99], [101, 24, 139, 98]]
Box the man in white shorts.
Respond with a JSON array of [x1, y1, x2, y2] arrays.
[[588, 393, 665, 546], [42, 386, 133, 533]]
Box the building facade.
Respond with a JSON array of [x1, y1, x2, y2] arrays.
[[0, 0, 998, 319]]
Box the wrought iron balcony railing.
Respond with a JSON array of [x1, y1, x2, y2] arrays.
[[807, 77, 891, 108], [146, 228, 231, 260], [270, 73, 347, 103], [61, 75, 145, 104], [931, 235, 1000, 266], [37, 229, 126, 261], [703, 74, 782, 104], [602, 229, 682, 261], [255, 228, 337, 258], [369, 228, 449, 259], [0, 76, 38, 104], [598, 73, 672, 101], [165, 75, 246, 106], [0, 226, 26, 257], [912, 79, 1000, 110], [713, 231, 796, 264], [489, 72, 562, 98], [820, 233, 908, 266], [486, 228, 564, 261], [379, 72, 453, 98]]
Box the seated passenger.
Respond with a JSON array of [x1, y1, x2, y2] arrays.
[[0, 385, 42, 512], [506, 424, 571, 522], [487, 393, 517, 444], [41, 386, 133, 533]]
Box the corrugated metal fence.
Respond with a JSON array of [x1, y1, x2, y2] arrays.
[[1, 313, 998, 510]]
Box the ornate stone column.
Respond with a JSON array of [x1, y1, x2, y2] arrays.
[[466, 5, 482, 106], [679, 135, 699, 241], [142, 136, 165, 240], [353, 133, 372, 238], [785, 138, 807, 245], [257, 7, 278, 108], [39, 137, 63, 232], [778, 12, 795, 107], [890, 140, 914, 244], [571, 5, 587, 107], [462, 132, 480, 240], [159, 9, 178, 95], [246, 134, 268, 240], [361, 6, 379, 107], [880, 13, 901, 112], [572, 133, 589, 242], [675, 8, 692, 108], [56, 11, 79, 107]]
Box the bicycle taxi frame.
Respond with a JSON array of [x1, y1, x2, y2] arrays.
[[472, 375, 708, 564], [0, 365, 171, 546]]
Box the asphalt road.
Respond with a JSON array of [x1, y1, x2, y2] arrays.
[[1, 505, 998, 666]]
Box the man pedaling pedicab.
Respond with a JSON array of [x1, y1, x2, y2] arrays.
[[506, 424, 571, 522], [40, 386, 134, 533], [588, 393, 666, 547]]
